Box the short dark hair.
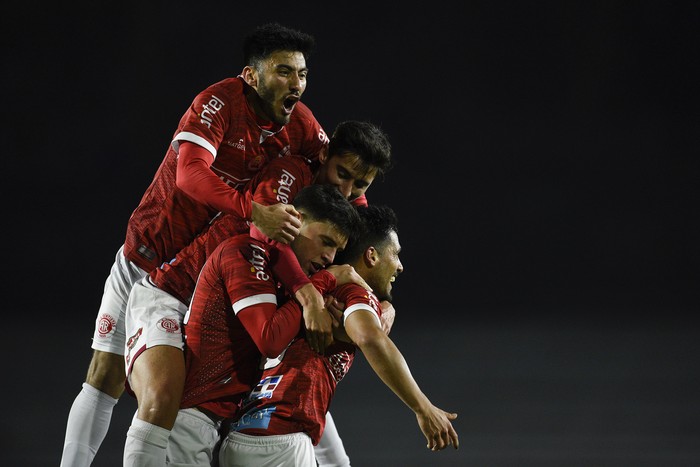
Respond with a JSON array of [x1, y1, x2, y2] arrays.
[[329, 121, 393, 177], [243, 23, 315, 67], [334, 205, 399, 264], [293, 184, 360, 239]]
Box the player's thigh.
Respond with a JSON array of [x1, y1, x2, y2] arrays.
[[124, 277, 187, 383], [85, 349, 126, 396], [130, 345, 185, 398], [92, 245, 147, 354]]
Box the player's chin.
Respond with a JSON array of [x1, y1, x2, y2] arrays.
[[278, 105, 293, 123], [306, 263, 321, 276]]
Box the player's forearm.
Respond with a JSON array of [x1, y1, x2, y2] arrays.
[[176, 142, 252, 218], [295, 282, 326, 324], [358, 335, 432, 415], [258, 301, 303, 356]]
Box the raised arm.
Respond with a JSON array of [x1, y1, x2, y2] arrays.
[[344, 309, 459, 451]]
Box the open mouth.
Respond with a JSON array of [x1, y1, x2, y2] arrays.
[[283, 95, 299, 113]]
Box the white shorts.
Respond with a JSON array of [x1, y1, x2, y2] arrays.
[[91, 245, 148, 354], [167, 408, 221, 466], [219, 431, 315, 467], [124, 275, 189, 378]]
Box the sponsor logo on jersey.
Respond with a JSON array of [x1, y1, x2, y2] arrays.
[[199, 95, 225, 128], [275, 169, 296, 204], [249, 375, 283, 400], [249, 243, 270, 281], [225, 138, 245, 151], [97, 313, 117, 337], [318, 128, 329, 144], [157, 318, 180, 334]]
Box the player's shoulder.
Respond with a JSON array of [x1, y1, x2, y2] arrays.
[[199, 76, 245, 102], [341, 283, 382, 313], [217, 233, 265, 252], [291, 100, 314, 119], [207, 76, 245, 91], [288, 101, 323, 130], [334, 283, 375, 301], [214, 234, 271, 268], [268, 153, 313, 168]]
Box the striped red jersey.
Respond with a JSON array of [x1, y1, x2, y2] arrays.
[[123, 76, 328, 272], [230, 283, 383, 444]]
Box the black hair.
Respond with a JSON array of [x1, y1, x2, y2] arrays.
[[334, 204, 399, 264], [243, 23, 316, 67], [329, 120, 393, 176], [292, 184, 360, 239]]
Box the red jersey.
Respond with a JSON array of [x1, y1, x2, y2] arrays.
[[181, 234, 337, 419], [229, 283, 383, 444], [149, 154, 366, 305], [123, 76, 328, 272], [150, 155, 315, 304]]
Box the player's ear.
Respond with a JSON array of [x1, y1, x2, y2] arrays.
[[364, 246, 378, 266], [318, 145, 329, 164], [242, 66, 257, 87]]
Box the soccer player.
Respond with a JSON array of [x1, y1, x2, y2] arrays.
[[218, 205, 459, 466], [161, 184, 362, 465], [61, 23, 330, 466], [122, 120, 393, 466]]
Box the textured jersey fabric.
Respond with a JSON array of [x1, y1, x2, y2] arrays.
[[149, 155, 315, 305], [123, 76, 327, 272], [181, 236, 338, 421], [231, 283, 382, 444]]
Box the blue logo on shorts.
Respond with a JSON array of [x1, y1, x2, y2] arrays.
[[230, 406, 277, 431]]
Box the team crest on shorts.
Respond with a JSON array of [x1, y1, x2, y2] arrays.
[[97, 314, 117, 338], [157, 318, 180, 333]]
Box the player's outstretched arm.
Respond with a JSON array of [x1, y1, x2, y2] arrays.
[[344, 310, 459, 451]]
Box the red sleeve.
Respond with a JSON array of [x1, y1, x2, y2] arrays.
[[270, 242, 312, 293], [308, 269, 337, 295], [237, 300, 302, 358], [176, 141, 253, 219]]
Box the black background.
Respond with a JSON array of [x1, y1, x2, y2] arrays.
[[4, 1, 699, 466]]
